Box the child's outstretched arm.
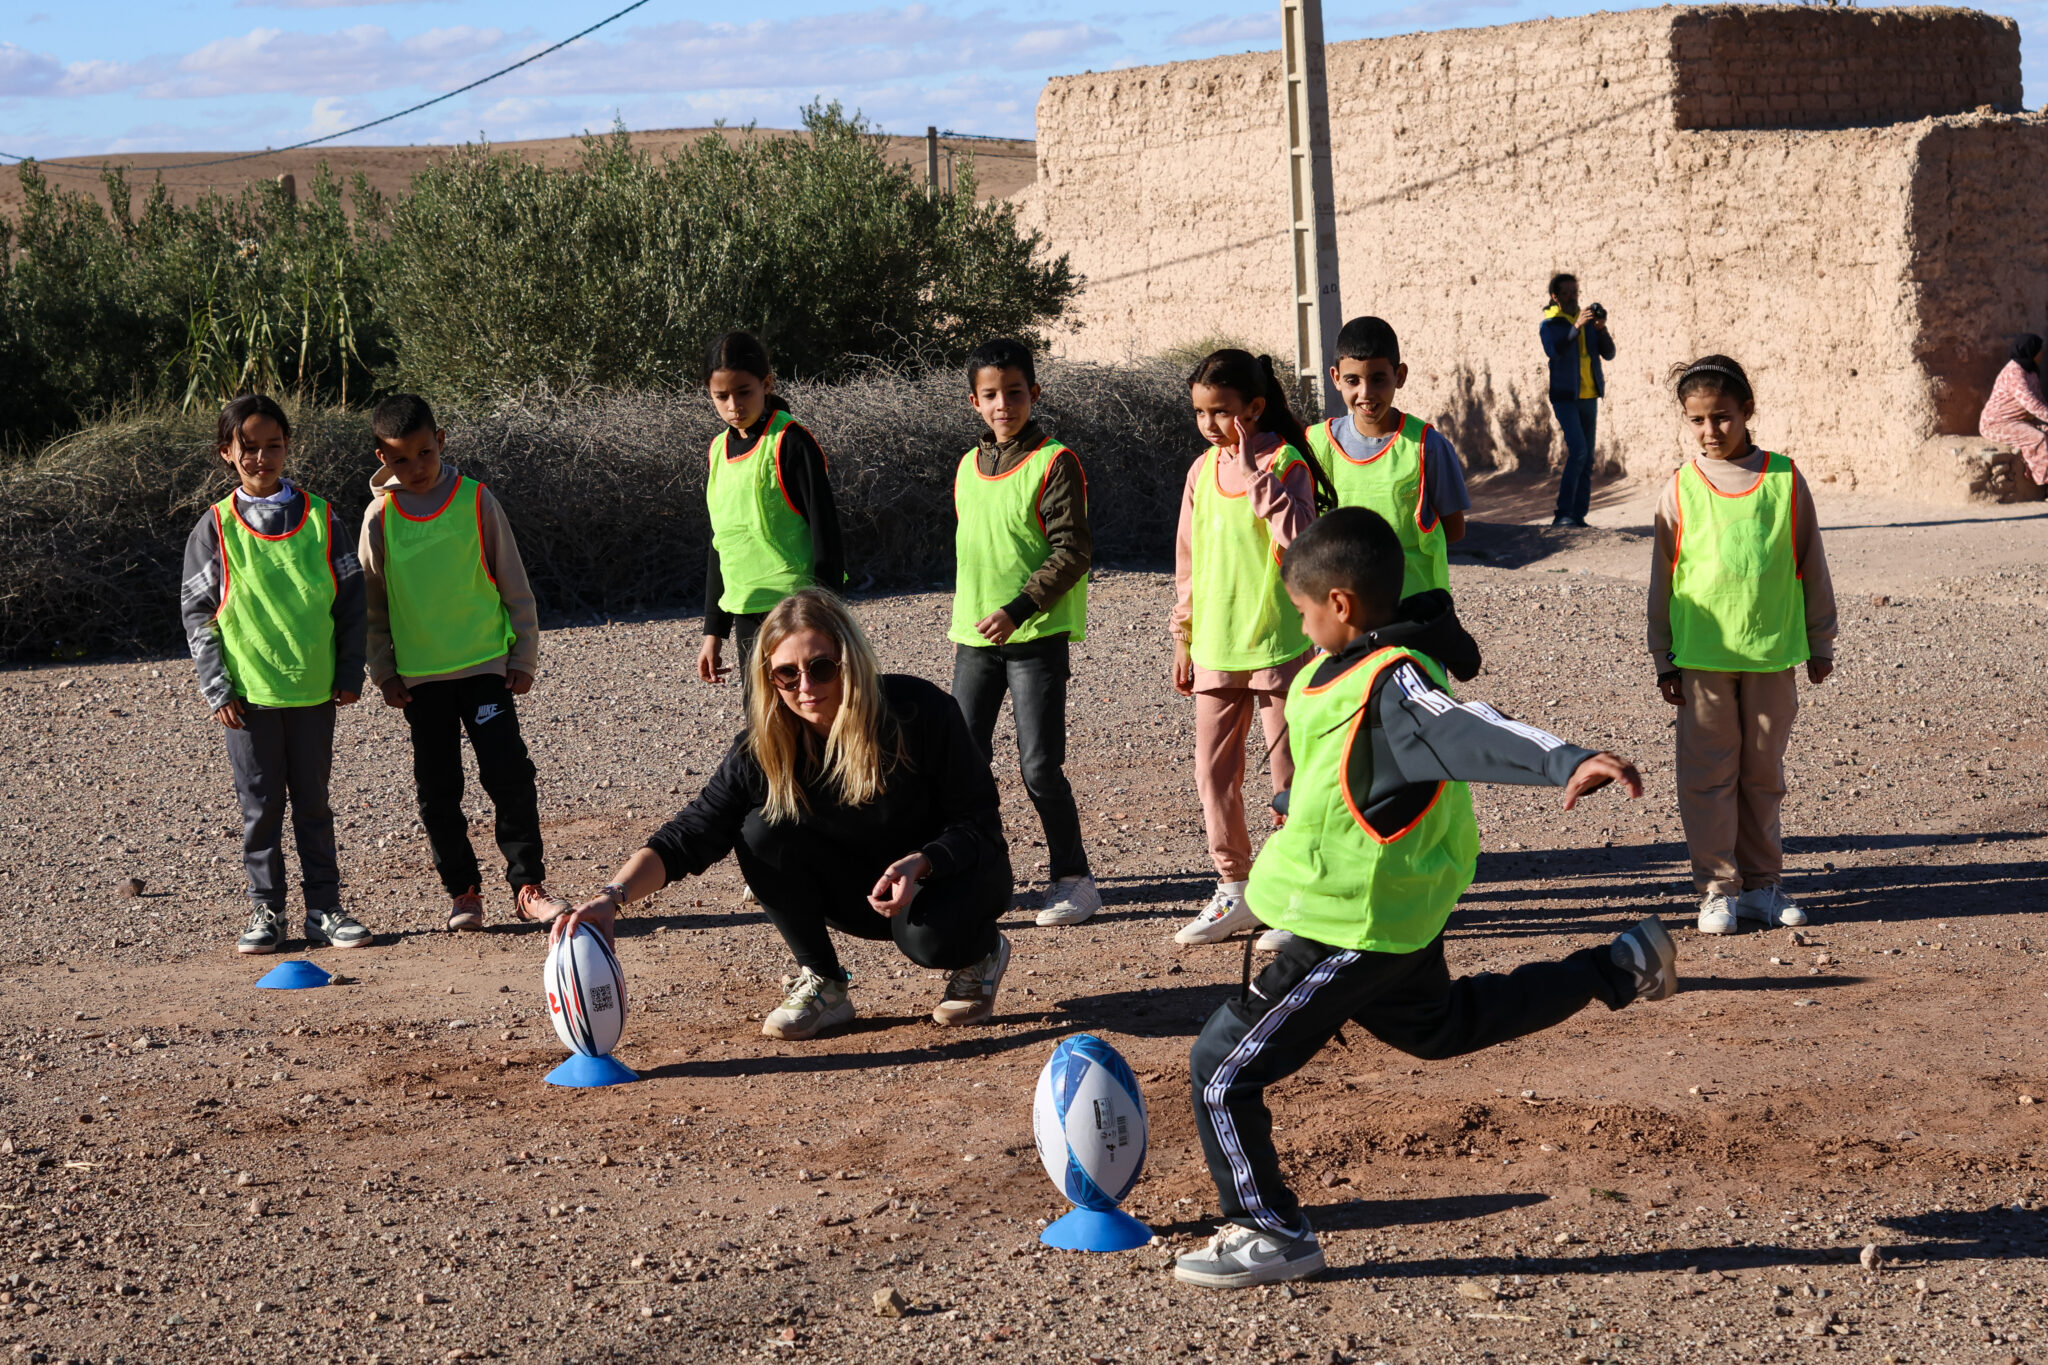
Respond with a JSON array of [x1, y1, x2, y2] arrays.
[[1376, 660, 1640, 802]]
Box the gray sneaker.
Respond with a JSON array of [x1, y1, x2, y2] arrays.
[[932, 933, 1011, 1026], [762, 968, 854, 1040], [1037, 875, 1102, 927], [306, 908, 372, 950], [237, 905, 285, 955], [1696, 893, 1738, 935], [1609, 915, 1678, 1002], [1173, 1221, 1325, 1289], [1737, 884, 1807, 927]]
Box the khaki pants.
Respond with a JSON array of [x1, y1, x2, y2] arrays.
[[1675, 668, 1799, 897]]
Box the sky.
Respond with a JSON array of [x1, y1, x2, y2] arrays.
[[2, 0, 2042, 160]]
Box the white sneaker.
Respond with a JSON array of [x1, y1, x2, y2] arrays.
[[1696, 893, 1738, 935], [932, 933, 1011, 1026], [1737, 884, 1807, 927], [1175, 883, 1256, 945], [1172, 1221, 1325, 1289], [1036, 875, 1102, 927], [742, 882, 759, 904], [1254, 927, 1297, 952], [761, 968, 854, 1040]]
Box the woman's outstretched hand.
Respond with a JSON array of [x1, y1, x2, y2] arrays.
[[553, 894, 619, 948], [1562, 752, 1644, 810], [869, 852, 933, 918]]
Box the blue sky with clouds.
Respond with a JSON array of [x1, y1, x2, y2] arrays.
[[3, 0, 2041, 158]]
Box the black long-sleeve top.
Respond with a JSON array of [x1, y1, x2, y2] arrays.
[[1289, 590, 1596, 839], [703, 403, 845, 638], [644, 674, 1009, 885]]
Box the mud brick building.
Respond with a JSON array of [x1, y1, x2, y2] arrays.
[[1021, 6, 2045, 495]]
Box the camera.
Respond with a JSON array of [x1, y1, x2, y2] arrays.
[[1587, 302, 1608, 323]]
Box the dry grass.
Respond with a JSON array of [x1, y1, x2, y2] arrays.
[[0, 360, 1196, 660]]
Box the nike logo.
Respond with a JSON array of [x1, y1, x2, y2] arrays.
[[475, 704, 502, 724]]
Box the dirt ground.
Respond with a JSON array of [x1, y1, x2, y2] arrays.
[[2, 471, 2045, 1365], [0, 128, 1037, 219]]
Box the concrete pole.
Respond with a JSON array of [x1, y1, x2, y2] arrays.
[[926, 127, 940, 200], [1282, 0, 1343, 419]]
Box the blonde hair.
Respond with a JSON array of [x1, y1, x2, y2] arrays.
[[746, 590, 903, 823]]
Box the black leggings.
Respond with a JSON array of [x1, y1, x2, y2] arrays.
[[737, 842, 1010, 979]]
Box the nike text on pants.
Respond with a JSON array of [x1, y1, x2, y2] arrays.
[[224, 700, 341, 912], [1189, 932, 1632, 1234], [401, 674, 545, 894]]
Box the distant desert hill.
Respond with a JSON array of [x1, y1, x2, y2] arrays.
[[0, 127, 1037, 219]]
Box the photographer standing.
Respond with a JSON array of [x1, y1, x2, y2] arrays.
[[1539, 273, 1615, 527]]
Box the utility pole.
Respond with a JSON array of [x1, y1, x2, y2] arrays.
[[1281, 0, 1342, 418], [925, 127, 940, 199]]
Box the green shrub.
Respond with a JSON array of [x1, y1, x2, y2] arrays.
[[377, 105, 1076, 401], [0, 360, 1196, 661]]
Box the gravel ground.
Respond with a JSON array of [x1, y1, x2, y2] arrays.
[[1, 486, 2045, 1365]]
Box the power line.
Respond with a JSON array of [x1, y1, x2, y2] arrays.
[[0, 0, 654, 178]]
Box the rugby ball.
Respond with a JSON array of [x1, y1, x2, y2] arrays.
[[544, 924, 627, 1058], [1032, 1034, 1148, 1210]]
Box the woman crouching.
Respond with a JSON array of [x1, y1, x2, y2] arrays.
[[555, 589, 1015, 1039]]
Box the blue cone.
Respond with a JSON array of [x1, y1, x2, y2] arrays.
[[545, 1053, 638, 1088], [255, 960, 329, 990], [1041, 1205, 1153, 1253]]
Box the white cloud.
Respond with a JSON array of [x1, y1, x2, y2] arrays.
[[0, 42, 64, 96]]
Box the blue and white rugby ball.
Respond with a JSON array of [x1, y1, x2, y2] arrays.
[[1033, 1034, 1148, 1210], [545, 924, 627, 1058]]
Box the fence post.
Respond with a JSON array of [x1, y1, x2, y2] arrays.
[[926, 127, 940, 200], [1281, 0, 1343, 419]]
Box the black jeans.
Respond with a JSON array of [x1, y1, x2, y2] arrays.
[[731, 611, 765, 708], [739, 838, 1010, 980], [402, 674, 545, 895], [951, 638, 1089, 881], [223, 701, 340, 913], [1190, 932, 1632, 1234], [1551, 397, 1600, 520]]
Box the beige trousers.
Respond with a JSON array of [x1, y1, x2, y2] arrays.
[[1193, 686, 1297, 882], [1676, 667, 1799, 897]]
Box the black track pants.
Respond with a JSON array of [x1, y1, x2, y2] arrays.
[[1190, 932, 1632, 1233], [739, 842, 1010, 980], [402, 674, 545, 895]]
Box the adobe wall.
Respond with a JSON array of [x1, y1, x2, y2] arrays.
[[1024, 6, 2044, 494]]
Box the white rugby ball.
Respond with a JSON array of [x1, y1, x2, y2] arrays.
[[1032, 1034, 1148, 1210], [544, 924, 627, 1058]]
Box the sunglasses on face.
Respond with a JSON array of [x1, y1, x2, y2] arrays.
[[770, 656, 842, 691]]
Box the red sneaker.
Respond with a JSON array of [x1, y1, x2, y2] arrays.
[[514, 883, 569, 924], [447, 887, 485, 932]]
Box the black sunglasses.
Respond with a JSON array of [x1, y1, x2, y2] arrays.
[[770, 656, 842, 691]]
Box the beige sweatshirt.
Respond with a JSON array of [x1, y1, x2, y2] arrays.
[[1648, 448, 1837, 672], [358, 462, 541, 687]]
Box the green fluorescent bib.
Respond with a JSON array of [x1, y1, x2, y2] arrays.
[[949, 438, 1087, 647], [1307, 413, 1450, 598], [1188, 444, 1312, 673], [1247, 647, 1478, 953], [1669, 453, 1808, 672], [213, 491, 337, 708], [708, 410, 816, 615], [382, 476, 516, 678]]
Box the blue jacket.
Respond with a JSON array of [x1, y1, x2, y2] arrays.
[[1541, 305, 1615, 400]]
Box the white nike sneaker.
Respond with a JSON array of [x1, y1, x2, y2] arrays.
[[1736, 884, 1807, 927], [1695, 893, 1738, 935], [1254, 927, 1297, 952], [1036, 875, 1102, 927], [1173, 1221, 1325, 1289], [1175, 883, 1255, 945]]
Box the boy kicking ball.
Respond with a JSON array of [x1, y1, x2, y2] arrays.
[[1173, 508, 1677, 1290]]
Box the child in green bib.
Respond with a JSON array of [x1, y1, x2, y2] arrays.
[[180, 394, 371, 956], [1305, 316, 1470, 600], [360, 394, 567, 933], [1170, 350, 1336, 950], [949, 338, 1099, 927], [1174, 507, 1677, 1291], [1651, 356, 1837, 936], [696, 332, 845, 692]]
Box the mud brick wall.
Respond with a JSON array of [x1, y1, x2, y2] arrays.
[[1670, 7, 2021, 130], [1023, 6, 2048, 493]]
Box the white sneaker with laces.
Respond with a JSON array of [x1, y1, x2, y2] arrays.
[[1254, 927, 1297, 952], [1696, 893, 1738, 935], [1037, 875, 1102, 927], [1736, 884, 1806, 927], [932, 933, 1011, 1026], [1172, 1221, 1325, 1289], [1175, 882, 1256, 945], [761, 968, 854, 1040]]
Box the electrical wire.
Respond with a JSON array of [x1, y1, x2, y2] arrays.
[[0, 0, 653, 178]]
